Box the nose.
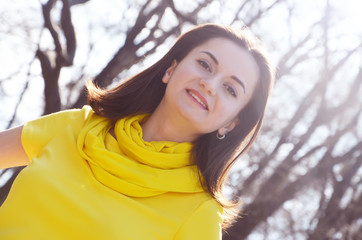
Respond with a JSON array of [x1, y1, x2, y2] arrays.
[[200, 78, 216, 96]]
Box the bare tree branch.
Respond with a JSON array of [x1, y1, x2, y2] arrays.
[[61, 0, 76, 66], [37, 0, 78, 114], [308, 156, 362, 239]]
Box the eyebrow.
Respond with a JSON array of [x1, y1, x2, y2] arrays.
[[231, 76, 246, 94], [201, 51, 246, 93], [201, 51, 219, 65]]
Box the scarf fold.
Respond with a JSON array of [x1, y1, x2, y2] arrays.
[[77, 114, 203, 197]]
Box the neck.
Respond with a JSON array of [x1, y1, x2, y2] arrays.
[[141, 100, 200, 143]]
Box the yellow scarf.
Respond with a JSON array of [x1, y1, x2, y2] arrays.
[[77, 114, 203, 197]]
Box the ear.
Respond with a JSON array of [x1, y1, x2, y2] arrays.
[[218, 118, 239, 136], [162, 60, 178, 84]]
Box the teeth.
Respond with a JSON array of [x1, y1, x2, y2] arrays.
[[188, 91, 207, 109]]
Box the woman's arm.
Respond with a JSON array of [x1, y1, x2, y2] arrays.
[[0, 126, 30, 169]]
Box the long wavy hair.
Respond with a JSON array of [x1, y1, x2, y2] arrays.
[[87, 23, 275, 228]]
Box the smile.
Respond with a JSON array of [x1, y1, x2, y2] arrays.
[[186, 89, 209, 110]]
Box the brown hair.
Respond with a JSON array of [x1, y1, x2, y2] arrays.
[[87, 23, 275, 228]]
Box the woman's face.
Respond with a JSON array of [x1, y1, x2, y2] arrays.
[[161, 37, 259, 138]]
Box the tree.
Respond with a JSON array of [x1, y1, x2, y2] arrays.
[[1, 0, 361, 239]]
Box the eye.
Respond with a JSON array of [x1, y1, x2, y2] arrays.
[[224, 83, 237, 97], [197, 59, 212, 72]]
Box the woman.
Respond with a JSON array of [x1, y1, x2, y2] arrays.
[[0, 24, 274, 239]]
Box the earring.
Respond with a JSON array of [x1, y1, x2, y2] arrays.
[[216, 132, 225, 140]]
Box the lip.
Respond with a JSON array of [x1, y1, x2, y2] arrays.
[[186, 89, 209, 110]]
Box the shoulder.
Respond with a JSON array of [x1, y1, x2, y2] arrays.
[[21, 106, 97, 159], [174, 198, 223, 240], [190, 198, 223, 222], [24, 105, 95, 130]]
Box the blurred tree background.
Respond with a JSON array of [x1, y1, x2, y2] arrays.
[[0, 0, 361, 239]]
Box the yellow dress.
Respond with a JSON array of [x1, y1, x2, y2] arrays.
[[0, 106, 222, 240]]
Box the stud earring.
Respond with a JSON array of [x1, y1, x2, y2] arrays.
[[216, 132, 225, 140]]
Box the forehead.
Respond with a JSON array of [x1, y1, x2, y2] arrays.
[[189, 38, 250, 63]]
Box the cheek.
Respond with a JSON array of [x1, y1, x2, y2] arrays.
[[175, 63, 204, 79], [216, 100, 243, 120]]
